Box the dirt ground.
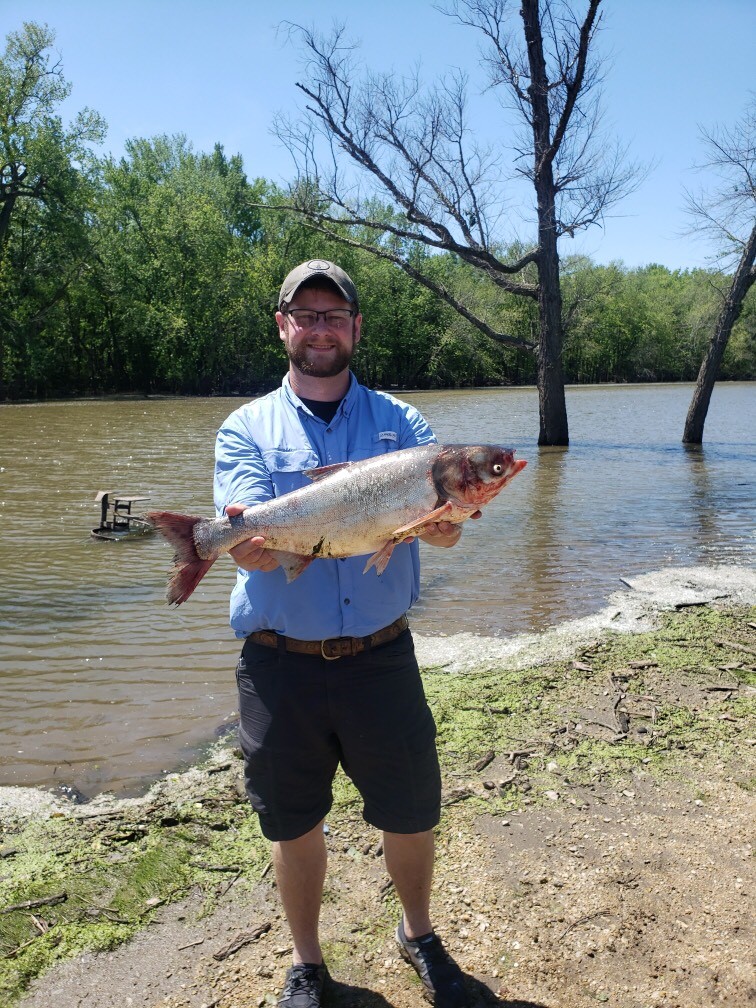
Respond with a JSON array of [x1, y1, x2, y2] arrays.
[[5, 567, 756, 1008], [14, 774, 754, 1008]]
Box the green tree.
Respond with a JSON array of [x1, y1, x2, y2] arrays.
[[0, 22, 105, 252], [90, 135, 269, 394], [0, 21, 105, 397]]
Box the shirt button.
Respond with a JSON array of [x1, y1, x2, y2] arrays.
[[344, 598, 351, 605]]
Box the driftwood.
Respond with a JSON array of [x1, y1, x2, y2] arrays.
[[213, 921, 272, 961], [473, 750, 496, 772], [715, 638, 756, 657], [1, 893, 67, 914]]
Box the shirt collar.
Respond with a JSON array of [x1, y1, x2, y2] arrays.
[[282, 371, 358, 419]]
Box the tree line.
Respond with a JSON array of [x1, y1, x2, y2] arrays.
[[1, 20, 753, 418]]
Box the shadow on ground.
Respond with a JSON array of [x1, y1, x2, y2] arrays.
[[328, 973, 549, 1006]]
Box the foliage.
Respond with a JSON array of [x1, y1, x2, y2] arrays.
[[0, 22, 106, 398], [0, 21, 753, 401]]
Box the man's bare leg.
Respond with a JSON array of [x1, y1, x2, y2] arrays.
[[383, 829, 435, 937], [273, 820, 327, 964]]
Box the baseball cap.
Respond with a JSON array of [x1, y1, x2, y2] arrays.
[[278, 259, 359, 310]]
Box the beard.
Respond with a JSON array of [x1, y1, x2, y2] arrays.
[[284, 335, 357, 378]]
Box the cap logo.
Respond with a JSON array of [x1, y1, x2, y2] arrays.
[[306, 260, 331, 272]]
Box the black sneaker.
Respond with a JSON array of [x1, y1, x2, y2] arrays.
[[278, 962, 330, 1008], [396, 920, 469, 1007]]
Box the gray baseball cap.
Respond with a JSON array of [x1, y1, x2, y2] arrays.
[[278, 259, 359, 310]]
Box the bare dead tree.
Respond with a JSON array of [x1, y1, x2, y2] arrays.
[[683, 98, 756, 445], [271, 0, 640, 445]]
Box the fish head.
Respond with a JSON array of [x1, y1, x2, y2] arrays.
[[432, 445, 527, 508]]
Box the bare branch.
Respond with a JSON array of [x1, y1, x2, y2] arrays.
[[683, 95, 756, 268], [273, 3, 643, 444], [545, 0, 602, 167], [268, 212, 535, 349]]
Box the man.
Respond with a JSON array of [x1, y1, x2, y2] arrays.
[[214, 259, 471, 1008]]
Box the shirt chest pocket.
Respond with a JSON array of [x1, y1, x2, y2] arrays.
[[262, 447, 320, 496], [349, 432, 399, 462]]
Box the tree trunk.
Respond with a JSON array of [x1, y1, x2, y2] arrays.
[[535, 228, 570, 446], [683, 222, 756, 444], [0, 194, 17, 254], [522, 0, 570, 446]]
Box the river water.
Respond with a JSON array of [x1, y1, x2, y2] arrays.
[[1, 383, 754, 797]]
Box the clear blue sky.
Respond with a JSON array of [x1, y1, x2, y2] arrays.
[[4, 0, 754, 270]]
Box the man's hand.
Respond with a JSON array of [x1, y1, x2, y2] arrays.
[[225, 503, 280, 573], [416, 510, 482, 549]]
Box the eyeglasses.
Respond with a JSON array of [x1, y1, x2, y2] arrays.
[[284, 308, 356, 330]]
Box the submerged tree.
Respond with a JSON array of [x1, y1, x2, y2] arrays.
[[272, 0, 640, 444], [682, 98, 756, 445]]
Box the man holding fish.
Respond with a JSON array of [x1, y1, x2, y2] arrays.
[[152, 260, 526, 1007]]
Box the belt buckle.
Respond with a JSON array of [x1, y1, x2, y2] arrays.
[[320, 637, 342, 660]]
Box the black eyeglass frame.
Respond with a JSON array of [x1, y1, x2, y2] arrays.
[[283, 308, 357, 326]]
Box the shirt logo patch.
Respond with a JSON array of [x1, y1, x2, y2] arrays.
[[377, 430, 398, 442]]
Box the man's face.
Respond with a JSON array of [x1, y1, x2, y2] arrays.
[[276, 287, 362, 379]]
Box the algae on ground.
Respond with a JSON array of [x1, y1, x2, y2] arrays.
[[0, 758, 269, 1004]]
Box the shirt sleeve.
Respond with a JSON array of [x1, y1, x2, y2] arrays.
[[213, 412, 273, 517], [397, 400, 437, 450]]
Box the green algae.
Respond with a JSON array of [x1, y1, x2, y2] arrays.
[[0, 759, 269, 1004], [421, 604, 755, 809]]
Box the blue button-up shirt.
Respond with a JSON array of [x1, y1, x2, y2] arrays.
[[214, 373, 436, 640]]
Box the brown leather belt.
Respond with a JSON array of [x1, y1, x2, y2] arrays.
[[247, 614, 408, 660]]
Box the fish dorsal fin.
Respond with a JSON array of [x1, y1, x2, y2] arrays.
[[304, 461, 355, 482]]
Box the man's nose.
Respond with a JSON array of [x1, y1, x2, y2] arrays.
[[311, 313, 332, 332]]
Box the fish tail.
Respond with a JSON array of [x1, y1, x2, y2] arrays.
[[146, 511, 218, 605]]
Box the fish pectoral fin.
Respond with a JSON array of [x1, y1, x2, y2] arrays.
[[390, 501, 454, 539], [267, 550, 314, 583], [364, 541, 396, 576], [304, 461, 355, 482]]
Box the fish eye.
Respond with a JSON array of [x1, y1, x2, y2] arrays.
[[492, 463, 503, 474]]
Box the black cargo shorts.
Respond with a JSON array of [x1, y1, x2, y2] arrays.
[[235, 628, 441, 841]]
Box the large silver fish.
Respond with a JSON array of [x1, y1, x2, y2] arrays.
[[148, 444, 527, 605]]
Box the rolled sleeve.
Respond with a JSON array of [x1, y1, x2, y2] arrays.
[[214, 419, 273, 517]]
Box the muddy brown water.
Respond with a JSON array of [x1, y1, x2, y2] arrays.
[[1, 383, 753, 798]]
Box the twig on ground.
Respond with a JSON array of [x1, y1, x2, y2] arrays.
[[1, 893, 67, 914], [213, 922, 272, 961], [715, 638, 756, 657], [177, 938, 205, 951], [559, 909, 611, 940], [473, 750, 496, 772]]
